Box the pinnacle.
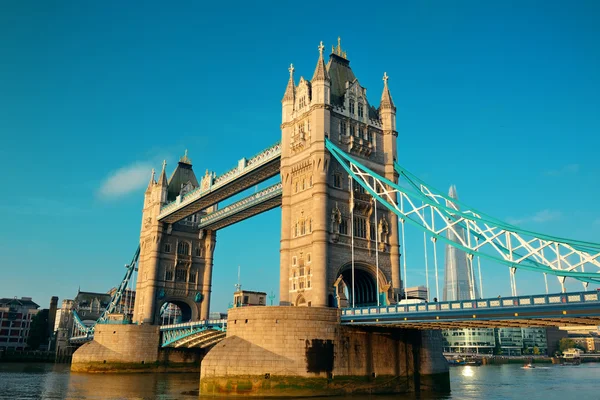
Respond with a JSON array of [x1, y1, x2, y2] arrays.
[[380, 72, 395, 110], [282, 63, 296, 102], [312, 41, 330, 82]]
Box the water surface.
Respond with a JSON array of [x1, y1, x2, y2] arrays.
[[1, 362, 598, 399]]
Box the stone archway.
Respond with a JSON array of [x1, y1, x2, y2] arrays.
[[334, 263, 388, 307], [295, 294, 307, 307], [158, 298, 195, 325]]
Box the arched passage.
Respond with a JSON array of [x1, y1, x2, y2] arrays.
[[335, 264, 381, 307], [159, 300, 193, 325]]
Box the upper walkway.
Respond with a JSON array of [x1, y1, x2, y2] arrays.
[[158, 142, 281, 224], [342, 291, 600, 329]]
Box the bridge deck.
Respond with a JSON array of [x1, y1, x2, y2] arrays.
[[197, 183, 282, 231], [342, 291, 600, 329], [158, 143, 281, 223]]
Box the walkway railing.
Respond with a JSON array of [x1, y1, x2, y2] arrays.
[[197, 182, 282, 229], [158, 142, 281, 219], [160, 319, 227, 347], [342, 291, 599, 317]]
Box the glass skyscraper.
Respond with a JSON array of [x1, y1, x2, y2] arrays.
[[443, 185, 479, 301]]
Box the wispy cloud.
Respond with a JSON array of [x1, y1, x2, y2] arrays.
[[545, 164, 579, 177], [98, 162, 154, 199], [507, 209, 562, 226]]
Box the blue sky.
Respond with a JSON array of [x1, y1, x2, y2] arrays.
[[1, 1, 599, 311]]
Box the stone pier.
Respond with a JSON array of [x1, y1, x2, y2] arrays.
[[71, 324, 202, 373], [200, 306, 449, 396]]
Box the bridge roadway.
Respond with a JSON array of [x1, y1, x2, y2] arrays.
[[342, 291, 600, 329], [197, 182, 282, 231], [158, 142, 281, 224], [157, 291, 600, 348]]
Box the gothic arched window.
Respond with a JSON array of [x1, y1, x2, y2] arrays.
[[177, 241, 190, 255], [349, 100, 355, 115], [358, 102, 364, 118]]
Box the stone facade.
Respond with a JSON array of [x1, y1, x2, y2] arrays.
[[280, 40, 401, 308], [71, 324, 202, 372], [200, 306, 449, 396], [135, 155, 217, 324]]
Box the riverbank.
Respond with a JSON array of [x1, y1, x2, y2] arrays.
[[0, 350, 55, 363]]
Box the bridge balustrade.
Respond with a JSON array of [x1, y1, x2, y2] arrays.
[[342, 291, 599, 317]]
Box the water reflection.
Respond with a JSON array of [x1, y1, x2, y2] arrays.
[[1, 362, 599, 400]]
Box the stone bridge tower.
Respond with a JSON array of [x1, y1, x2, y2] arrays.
[[280, 39, 401, 308], [134, 154, 216, 324]]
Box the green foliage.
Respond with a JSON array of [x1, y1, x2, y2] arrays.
[[27, 309, 49, 350], [557, 338, 585, 353], [533, 346, 540, 355]]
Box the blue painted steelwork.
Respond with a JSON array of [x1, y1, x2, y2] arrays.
[[325, 138, 600, 283], [342, 291, 600, 327], [197, 183, 282, 230], [69, 247, 140, 342], [160, 319, 227, 347]]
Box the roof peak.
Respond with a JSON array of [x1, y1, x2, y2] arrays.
[[380, 72, 395, 110], [179, 149, 192, 165], [331, 36, 347, 59], [312, 41, 330, 82], [282, 63, 296, 102]]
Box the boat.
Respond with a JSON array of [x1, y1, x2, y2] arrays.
[[522, 363, 535, 369], [561, 349, 582, 365]]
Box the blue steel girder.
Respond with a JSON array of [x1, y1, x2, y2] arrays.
[[160, 320, 227, 347], [70, 247, 140, 337], [158, 142, 281, 224], [197, 183, 282, 231], [325, 138, 600, 284], [342, 291, 600, 329]]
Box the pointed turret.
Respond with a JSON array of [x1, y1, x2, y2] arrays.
[[380, 72, 395, 111], [158, 160, 168, 187], [311, 41, 331, 106], [146, 168, 156, 193], [311, 41, 329, 82], [282, 63, 296, 103], [282, 64, 296, 123], [156, 160, 168, 204]]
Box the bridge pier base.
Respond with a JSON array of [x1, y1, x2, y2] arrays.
[[200, 307, 449, 396], [71, 324, 203, 373]]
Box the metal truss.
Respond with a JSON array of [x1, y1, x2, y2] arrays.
[[158, 142, 281, 223], [71, 247, 140, 337], [160, 320, 227, 347], [342, 291, 600, 329], [197, 183, 282, 231], [326, 139, 600, 285]]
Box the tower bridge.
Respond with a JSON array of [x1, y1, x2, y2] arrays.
[[70, 39, 600, 396]]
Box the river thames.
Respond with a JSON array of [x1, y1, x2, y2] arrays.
[[1, 362, 598, 399]]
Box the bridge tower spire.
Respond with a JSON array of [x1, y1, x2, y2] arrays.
[[279, 40, 401, 308]]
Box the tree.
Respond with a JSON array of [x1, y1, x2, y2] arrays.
[[27, 309, 49, 350], [533, 346, 540, 355], [557, 338, 585, 353]]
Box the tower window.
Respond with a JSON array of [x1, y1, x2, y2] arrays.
[[189, 271, 197, 284], [175, 268, 187, 282], [195, 246, 202, 257], [358, 103, 364, 118], [350, 125, 355, 137], [349, 100, 355, 115], [292, 256, 297, 266], [307, 253, 311, 263], [340, 121, 347, 135], [340, 219, 348, 235], [177, 241, 190, 255], [165, 270, 173, 281], [367, 130, 373, 143], [309, 218, 312, 233], [353, 216, 367, 239], [333, 173, 342, 189], [370, 223, 376, 241], [164, 243, 172, 253]]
